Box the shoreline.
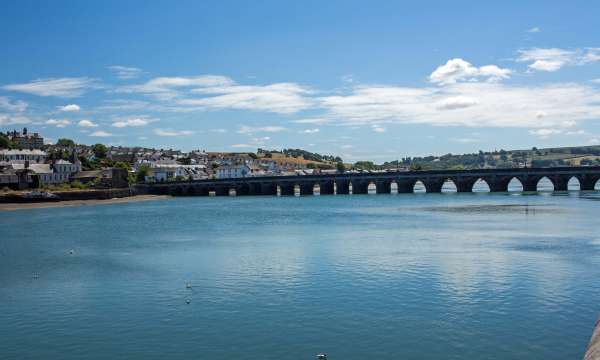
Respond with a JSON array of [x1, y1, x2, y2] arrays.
[[0, 194, 171, 211]]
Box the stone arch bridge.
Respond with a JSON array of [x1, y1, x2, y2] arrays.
[[139, 166, 600, 196]]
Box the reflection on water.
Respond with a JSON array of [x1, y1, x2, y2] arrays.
[[0, 193, 599, 360]]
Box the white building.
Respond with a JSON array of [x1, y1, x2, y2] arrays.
[[216, 164, 252, 179], [0, 149, 47, 164]]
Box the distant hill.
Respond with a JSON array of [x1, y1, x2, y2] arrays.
[[357, 145, 600, 171]]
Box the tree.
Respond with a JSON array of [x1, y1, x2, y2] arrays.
[[92, 143, 107, 158], [114, 161, 132, 171], [56, 138, 75, 147], [136, 164, 150, 183], [0, 134, 14, 149], [410, 163, 423, 171], [177, 157, 191, 165], [336, 162, 345, 173]]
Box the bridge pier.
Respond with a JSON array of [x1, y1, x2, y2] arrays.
[[261, 183, 278, 196], [351, 181, 369, 194], [335, 181, 350, 195], [423, 179, 445, 193], [522, 176, 541, 192], [396, 179, 416, 193], [454, 177, 477, 193], [299, 182, 314, 196], [319, 181, 335, 195], [580, 175, 600, 191], [279, 183, 295, 196], [376, 181, 391, 194]]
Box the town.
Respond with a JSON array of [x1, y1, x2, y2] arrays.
[[0, 127, 348, 191]]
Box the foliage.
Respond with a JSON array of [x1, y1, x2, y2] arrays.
[[354, 161, 377, 170], [136, 164, 150, 183], [177, 157, 192, 165], [336, 162, 345, 173], [0, 134, 15, 149], [410, 163, 423, 171], [113, 161, 132, 171], [92, 143, 108, 158], [56, 138, 76, 147]]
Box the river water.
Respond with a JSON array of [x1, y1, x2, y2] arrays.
[[1, 191, 600, 359]]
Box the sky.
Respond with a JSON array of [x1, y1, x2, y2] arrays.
[[1, 0, 600, 162]]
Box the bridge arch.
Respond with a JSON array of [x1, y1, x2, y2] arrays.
[[472, 178, 491, 192], [390, 180, 398, 194], [507, 177, 524, 192], [441, 179, 457, 193], [568, 176, 581, 191], [368, 181, 377, 194], [536, 176, 554, 192], [413, 180, 427, 193]]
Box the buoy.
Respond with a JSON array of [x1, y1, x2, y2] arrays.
[[186, 299, 190, 304], [186, 283, 192, 289], [69, 249, 74, 255]]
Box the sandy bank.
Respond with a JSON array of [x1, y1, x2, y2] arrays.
[[0, 194, 171, 211]]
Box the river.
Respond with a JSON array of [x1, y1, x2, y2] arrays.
[[1, 191, 599, 359]]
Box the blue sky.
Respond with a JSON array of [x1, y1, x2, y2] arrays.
[[1, 0, 600, 162]]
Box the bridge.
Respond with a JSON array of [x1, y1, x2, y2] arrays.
[[140, 166, 600, 196]]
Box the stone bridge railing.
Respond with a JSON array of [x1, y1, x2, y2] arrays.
[[139, 166, 600, 196]]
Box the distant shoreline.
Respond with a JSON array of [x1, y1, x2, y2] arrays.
[[0, 194, 171, 211]]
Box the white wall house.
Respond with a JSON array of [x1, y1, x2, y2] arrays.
[[216, 164, 251, 179], [0, 149, 47, 164]]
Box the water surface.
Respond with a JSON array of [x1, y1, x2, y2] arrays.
[[1, 192, 599, 359]]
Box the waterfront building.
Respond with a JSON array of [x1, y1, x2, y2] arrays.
[[0, 149, 47, 164]]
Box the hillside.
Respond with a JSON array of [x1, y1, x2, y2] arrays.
[[356, 145, 600, 171]]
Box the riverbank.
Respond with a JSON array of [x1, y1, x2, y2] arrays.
[[0, 194, 170, 211]]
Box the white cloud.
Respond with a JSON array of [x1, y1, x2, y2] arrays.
[[0, 114, 30, 126], [58, 104, 80, 112], [372, 125, 386, 133], [2, 77, 96, 97], [90, 130, 113, 137], [109, 65, 144, 79], [529, 128, 562, 138], [182, 82, 313, 114], [112, 117, 153, 128], [119, 75, 312, 113], [237, 125, 287, 134], [153, 128, 194, 136], [436, 96, 479, 110], [429, 58, 511, 85], [527, 27, 541, 33], [45, 119, 71, 128], [517, 47, 600, 72], [210, 128, 228, 133], [319, 82, 600, 128], [0, 97, 28, 112], [293, 118, 330, 124], [117, 75, 234, 99], [78, 119, 98, 127], [0, 97, 29, 125], [231, 144, 254, 148], [565, 129, 586, 135], [301, 128, 320, 134], [450, 137, 482, 143]]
